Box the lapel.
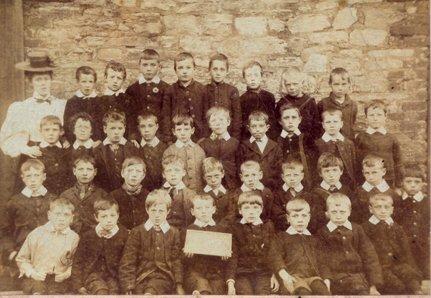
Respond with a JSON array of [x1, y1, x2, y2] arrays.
[[246, 140, 262, 156], [335, 141, 355, 183], [100, 145, 111, 168], [261, 139, 276, 158]]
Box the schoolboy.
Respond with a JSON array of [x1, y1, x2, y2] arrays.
[[204, 53, 242, 139], [67, 112, 98, 163], [60, 154, 107, 234], [239, 61, 278, 139], [317, 193, 382, 295], [163, 114, 205, 192], [15, 198, 79, 294], [0, 159, 56, 268], [238, 111, 283, 190], [64, 66, 98, 143], [109, 156, 150, 230], [226, 191, 279, 295], [277, 67, 320, 140], [126, 49, 170, 139], [394, 165, 430, 278], [93, 110, 139, 192], [35, 115, 73, 194], [273, 199, 330, 295], [355, 99, 403, 186], [198, 106, 240, 189], [309, 153, 353, 233], [92, 61, 133, 140], [315, 109, 356, 188], [183, 194, 228, 295], [119, 189, 185, 295], [136, 111, 168, 190], [362, 194, 422, 294], [201, 157, 234, 226], [161, 155, 196, 229], [71, 198, 129, 294], [276, 103, 316, 187], [318, 67, 357, 140], [161, 52, 207, 142], [271, 159, 311, 231], [352, 155, 398, 223]]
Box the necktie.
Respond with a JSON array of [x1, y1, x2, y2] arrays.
[[329, 185, 337, 192]]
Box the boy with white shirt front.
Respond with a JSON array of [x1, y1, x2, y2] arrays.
[[67, 112, 99, 163]]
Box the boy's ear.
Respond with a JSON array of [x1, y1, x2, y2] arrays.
[[190, 208, 195, 217], [103, 126, 107, 134], [382, 167, 387, 175], [190, 127, 195, 134], [42, 173, 47, 182], [368, 205, 373, 215], [93, 213, 99, 222], [325, 211, 330, 219]]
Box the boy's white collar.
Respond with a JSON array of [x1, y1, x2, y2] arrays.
[[175, 139, 195, 148], [282, 183, 303, 193], [163, 181, 186, 190], [366, 127, 387, 135], [32, 91, 52, 101], [141, 136, 160, 148], [22, 186, 48, 198], [104, 88, 125, 96], [144, 219, 170, 233], [402, 191, 424, 202], [39, 141, 62, 149], [286, 226, 311, 235], [327, 220, 352, 232], [73, 139, 94, 149], [194, 218, 216, 228], [240, 217, 263, 226], [75, 90, 97, 99], [362, 180, 389, 192], [250, 135, 268, 144], [103, 137, 127, 146], [138, 74, 161, 84], [320, 180, 342, 191], [210, 132, 231, 141], [45, 221, 71, 235], [95, 223, 119, 238], [280, 128, 301, 138], [241, 182, 264, 192], [368, 215, 394, 226], [322, 132, 345, 142], [204, 184, 227, 195]]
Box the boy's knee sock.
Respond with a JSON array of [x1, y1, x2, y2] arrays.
[[294, 287, 312, 295], [310, 279, 330, 295]]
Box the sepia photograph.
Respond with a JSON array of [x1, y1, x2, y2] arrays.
[[0, 0, 429, 295]]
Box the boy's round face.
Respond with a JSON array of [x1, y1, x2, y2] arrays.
[[210, 60, 228, 83], [402, 177, 423, 195], [138, 118, 158, 141], [209, 113, 230, 136], [240, 168, 263, 189], [363, 165, 386, 186], [147, 203, 169, 226], [103, 121, 126, 143], [330, 74, 350, 98], [248, 119, 269, 141], [239, 202, 263, 223], [21, 167, 46, 191], [282, 167, 304, 188], [366, 107, 386, 129], [322, 114, 343, 136], [48, 205, 74, 232], [74, 119, 92, 142], [139, 59, 160, 81], [78, 74, 96, 96], [244, 65, 262, 89], [283, 73, 303, 97], [369, 199, 393, 221], [31, 73, 52, 97], [326, 202, 351, 226], [41, 123, 62, 145], [175, 58, 195, 83], [287, 206, 311, 232], [320, 166, 343, 186], [73, 160, 97, 185], [204, 169, 224, 189], [191, 199, 216, 223], [279, 109, 301, 132], [121, 164, 145, 186], [95, 205, 119, 231], [163, 164, 186, 186], [105, 68, 125, 92], [172, 124, 194, 143]]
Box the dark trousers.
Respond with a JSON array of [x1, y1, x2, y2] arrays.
[[185, 270, 225, 294], [22, 276, 70, 294], [331, 273, 369, 295], [235, 272, 271, 295], [279, 277, 330, 295], [134, 270, 174, 295], [86, 272, 120, 294], [379, 265, 422, 294]]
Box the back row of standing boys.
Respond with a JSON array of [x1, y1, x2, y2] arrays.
[[0, 50, 428, 295]]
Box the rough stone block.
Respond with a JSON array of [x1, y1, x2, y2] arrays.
[[163, 15, 201, 35], [309, 31, 349, 44], [333, 7, 357, 29], [304, 53, 327, 72], [140, 0, 176, 10], [234, 17, 267, 36], [364, 7, 405, 29], [365, 57, 404, 70], [268, 18, 286, 32], [179, 36, 213, 54], [288, 15, 330, 33], [350, 29, 387, 46], [368, 49, 414, 57], [98, 48, 123, 61], [203, 14, 233, 36], [315, 1, 338, 11]]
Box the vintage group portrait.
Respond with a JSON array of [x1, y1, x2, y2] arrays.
[[0, 0, 429, 296]]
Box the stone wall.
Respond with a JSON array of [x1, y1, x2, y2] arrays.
[[23, 0, 429, 165]]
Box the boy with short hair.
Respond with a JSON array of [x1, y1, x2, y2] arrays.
[[136, 111, 168, 190], [67, 112, 98, 162], [64, 66, 98, 143], [355, 99, 403, 186], [15, 198, 79, 294], [198, 106, 240, 189], [161, 52, 207, 142], [317, 193, 382, 295], [362, 194, 422, 294], [161, 156, 196, 229], [183, 194, 229, 295], [163, 114, 206, 192], [394, 164, 429, 278], [238, 111, 283, 190], [93, 110, 139, 192], [240, 61, 278, 139], [71, 198, 129, 294], [119, 189, 185, 295], [318, 67, 357, 140], [109, 156, 150, 230], [273, 199, 330, 295], [205, 53, 242, 139], [226, 191, 279, 295], [315, 109, 356, 188], [60, 154, 107, 234]]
